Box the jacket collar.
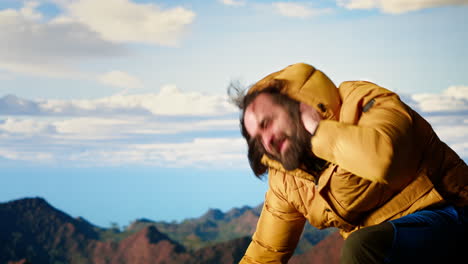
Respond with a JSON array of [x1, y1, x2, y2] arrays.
[[261, 155, 317, 182]]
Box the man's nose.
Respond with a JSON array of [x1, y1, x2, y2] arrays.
[[261, 130, 274, 154]]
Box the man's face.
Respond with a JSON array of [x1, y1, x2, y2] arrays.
[[243, 93, 309, 170]]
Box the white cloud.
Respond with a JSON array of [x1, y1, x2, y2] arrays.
[[0, 149, 54, 162], [0, 2, 124, 58], [338, 0, 468, 14], [425, 116, 468, 159], [0, 94, 41, 115], [49, 117, 237, 141], [0, 117, 56, 134], [272, 2, 331, 18], [54, 137, 247, 168], [411, 85, 468, 113], [450, 142, 468, 160], [88, 85, 234, 116], [0, 0, 195, 79], [0, 86, 237, 117], [219, 0, 246, 6], [132, 119, 238, 135], [0, 85, 245, 167], [405, 86, 468, 159], [53, 117, 137, 139], [59, 0, 196, 46], [98, 70, 143, 89], [338, 0, 377, 9], [0, 115, 246, 167], [0, 88, 243, 167], [139, 85, 236, 116], [19, 1, 43, 20], [0, 1, 126, 78], [443, 85, 468, 100], [128, 137, 246, 167]]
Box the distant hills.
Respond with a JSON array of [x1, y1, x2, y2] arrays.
[[0, 197, 343, 264]]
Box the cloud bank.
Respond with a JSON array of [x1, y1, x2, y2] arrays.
[[0, 0, 195, 80], [0, 86, 242, 167], [0, 85, 467, 167], [0, 1, 123, 78], [0, 85, 235, 117], [219, 0, 247, 7], [338, 0, 468, 14], [411, 86, 468, 113], [59, 0, 195, 46], [272, 2, 332, 18]]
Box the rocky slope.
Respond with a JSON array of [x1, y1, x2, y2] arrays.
[[1, 197, 341, 264]]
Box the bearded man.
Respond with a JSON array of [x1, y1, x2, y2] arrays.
[[230, 63, 467, 264]]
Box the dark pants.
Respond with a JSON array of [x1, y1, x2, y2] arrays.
[[340, 206, 467, 264]]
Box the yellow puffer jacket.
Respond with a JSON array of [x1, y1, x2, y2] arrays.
[[240, 63, 467, 264]]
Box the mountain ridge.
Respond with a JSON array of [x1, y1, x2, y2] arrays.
[[1, 197, 342, 264]]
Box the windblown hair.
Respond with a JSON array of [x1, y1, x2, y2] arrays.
[[228, 79, 328, 179]]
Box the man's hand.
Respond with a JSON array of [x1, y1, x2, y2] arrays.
[[300, 102, 322, 136]]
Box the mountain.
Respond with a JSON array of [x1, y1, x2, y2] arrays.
[[187, 236, 251, 264], [90, 225, 188, 264], [121, 204, 334, 254], [0, 197, 340, 264], [0, 197, 98, 264], [120, 205, 263, 251]]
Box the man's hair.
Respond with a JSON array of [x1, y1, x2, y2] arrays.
[[228, 79, 328, 179]]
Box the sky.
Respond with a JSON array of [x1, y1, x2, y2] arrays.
[[0, 0, 467, 228]]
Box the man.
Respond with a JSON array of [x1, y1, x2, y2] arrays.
[[229, 63, 467, 264]]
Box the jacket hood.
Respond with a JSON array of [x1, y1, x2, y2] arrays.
[[248, 63, 340, 120]]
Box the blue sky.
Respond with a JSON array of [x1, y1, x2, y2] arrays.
[[1, 0, 467, 228]]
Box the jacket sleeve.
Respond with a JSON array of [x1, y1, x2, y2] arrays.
[[311, 81, 417, 188], [240, 170, 306, 264]]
